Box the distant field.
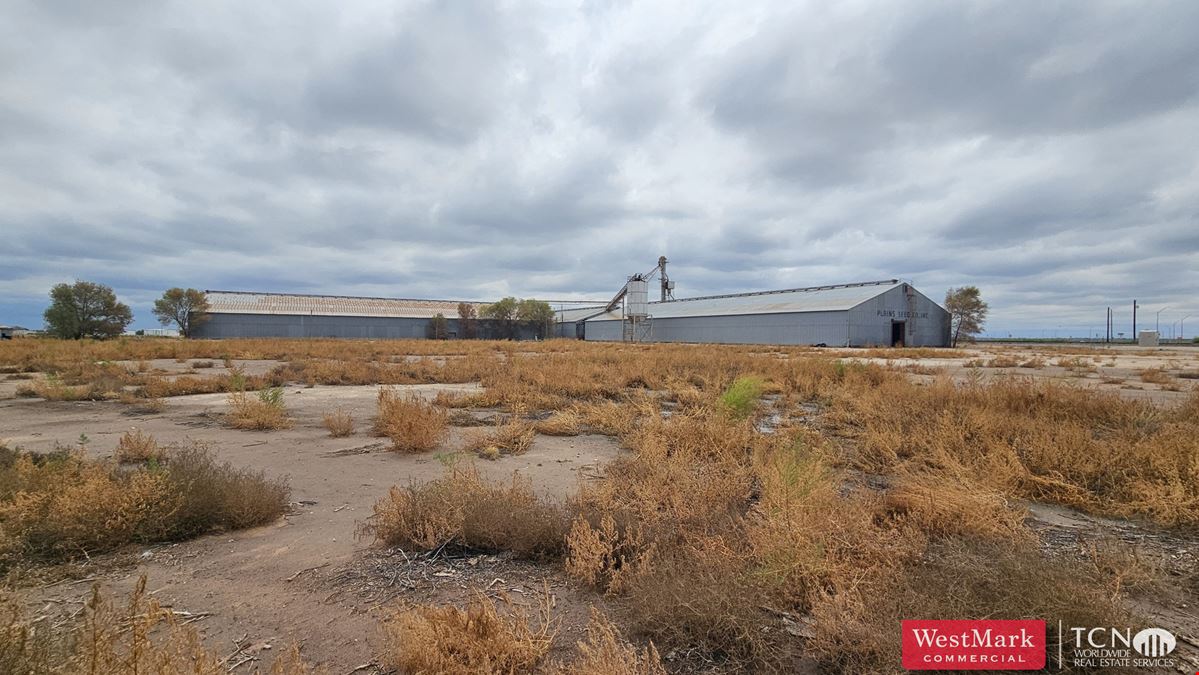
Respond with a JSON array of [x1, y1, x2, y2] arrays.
[[1, 338, 1196, 673]]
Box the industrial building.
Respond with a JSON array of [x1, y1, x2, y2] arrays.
[[555, 280, 951, 347], [0, 325, 31, 339], [192, 261, 952, 347], [192, 291, 529, 339]]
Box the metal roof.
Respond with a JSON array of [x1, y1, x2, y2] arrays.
[[584, 280, 903, 321], [204, 291, 485, 319]]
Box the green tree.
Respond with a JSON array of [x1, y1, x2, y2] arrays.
[[428, 313, 449, 340], [945, 286, 989, 347], [456, 302, 477, 339], [152, 288, 210, 338], [481, 296, 519, 339], [43, 280, 133, 339], [517, 299, 555, 340]]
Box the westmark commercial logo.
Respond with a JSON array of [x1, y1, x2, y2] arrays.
[[902, 620, 1046, 670]]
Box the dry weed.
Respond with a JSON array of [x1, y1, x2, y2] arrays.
[[881, 472, 1028, 542], [375, 388, 448, 452], [1082, 538, 1164, 597], [382, 592, 555, 675], [0, 443, 287, 568], [575, 401, 641, 437], [463, 418, 537, 458], [1139, 367, 1173, 385], [227, 386, 292, 430], [807, 539, 1131, 674], [556, 609, 666, 675], [322, 408, 355, 437], [0, 576, 313, 674], [361, 463, 568, 560], [1056, 356, 1099, 375], [113, 428, 165, 463], [828, 375, 1199, 525], [536, 409, 582, 436]]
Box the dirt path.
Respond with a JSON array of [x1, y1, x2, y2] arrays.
[[3, 384, 626, 671], [1024, 503, 1199, 672]]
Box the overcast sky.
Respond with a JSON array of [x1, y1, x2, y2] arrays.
[[2, 1, 1197, 337]]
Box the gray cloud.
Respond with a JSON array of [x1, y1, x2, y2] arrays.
[[1, 0, 1197, 336]]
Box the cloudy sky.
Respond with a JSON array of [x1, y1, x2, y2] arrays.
[[2, 1, 1197, 337]]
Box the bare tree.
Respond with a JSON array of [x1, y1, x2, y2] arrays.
[[945, 286, 988, 347]]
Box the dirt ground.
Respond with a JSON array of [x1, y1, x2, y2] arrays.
[[2, 345, 1197, 672], [1, 383, 625, 672]]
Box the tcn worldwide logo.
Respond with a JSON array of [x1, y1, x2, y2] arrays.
[[901, 620, 1181, 671], [1057, 623, 1177, 669]]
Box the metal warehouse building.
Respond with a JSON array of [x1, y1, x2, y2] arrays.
[[193, 291, 497, 339], [555, 280, 951, 347]]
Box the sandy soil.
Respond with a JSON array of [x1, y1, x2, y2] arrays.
[[2, 384, 625, 671]]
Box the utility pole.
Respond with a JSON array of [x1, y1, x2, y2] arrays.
[[1132, 299, 1138, 341]]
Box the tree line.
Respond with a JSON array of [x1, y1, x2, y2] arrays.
[[40, 281, 210, 339], [429, 297, 556, 340], [37, 281, 560, 341], [35, 280, 988, 344]]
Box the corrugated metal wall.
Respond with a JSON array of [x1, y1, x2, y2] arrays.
[[553, 321, 584, 339], [193, 314, 439, 339], [193, 314, 548, 340], [584, 310, 853, 345], [847, 285, 950, 347], [581, 285, 951, 347]]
